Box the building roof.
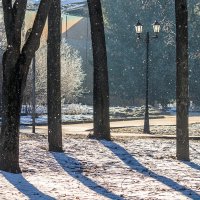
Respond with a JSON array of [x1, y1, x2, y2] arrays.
[[30, 0, 86, 4], [28, 0, 87, 14]]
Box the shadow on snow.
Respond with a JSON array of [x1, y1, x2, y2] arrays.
[[100, 140, 200, 200], [2, 142, 199, 200], [182, 161, 200, 171], [52, 152, 124, 200], [1, 171, 55, 200]]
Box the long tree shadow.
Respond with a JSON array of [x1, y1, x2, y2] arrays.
[[52, 152, 124, 200], [101, 141, 200, 200], [1, 171, 55, 200], [182, 161, 200, 171]]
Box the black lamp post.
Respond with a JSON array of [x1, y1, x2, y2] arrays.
[[135, 20, 161, 133]]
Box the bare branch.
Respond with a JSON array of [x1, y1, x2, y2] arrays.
[[19, 0, 53, 94], [2, 0, 14, 44], [23, 0, 52, 57], [13, 0, 27, 44]]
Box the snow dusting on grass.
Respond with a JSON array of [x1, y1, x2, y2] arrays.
[[0, 136, 199, 199], [112, 124, 200, 136], [19, 105, 163, 125]]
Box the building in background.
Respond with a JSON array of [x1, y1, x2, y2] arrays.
[[62, 6, 93, 105], [27, 1, 93, 105]]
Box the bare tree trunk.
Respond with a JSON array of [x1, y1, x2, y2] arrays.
[[0, 49, 21, 172], [0, 0, 52, 173], [47, 0, 63, 152], [175, 0, 189, 161], [87, 0, 110, 140], [0, 64, 2, 118]]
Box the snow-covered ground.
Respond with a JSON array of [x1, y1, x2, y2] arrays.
[[0, 104, 198, 125], [112, 123, 200, 136], [0, 136, 199, 199], [20, 114, 94, 125], [19, 104, 163, 125]]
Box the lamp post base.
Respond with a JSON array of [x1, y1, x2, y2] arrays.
[[143, 112, 150, 133]]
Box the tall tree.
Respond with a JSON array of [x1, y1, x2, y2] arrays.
[[0, 0, 52, 173], [47, 0, 63, 151], [87, 0, 110, 140], [175, 0, 189, 161]]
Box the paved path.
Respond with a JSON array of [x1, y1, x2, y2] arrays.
[[20, 116, 200, 139]]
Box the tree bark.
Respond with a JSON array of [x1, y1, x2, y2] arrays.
[[175, 0, 189, 161], [0, 0, 52, 173], [0, 49, 21, 173], [87, 0, 110, 140], [47, 0, 63, 152]]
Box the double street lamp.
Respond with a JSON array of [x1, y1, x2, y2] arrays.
[[135, 20, 161, 133]]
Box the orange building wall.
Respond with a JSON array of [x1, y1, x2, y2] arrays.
[[24, 11, 83, 43]]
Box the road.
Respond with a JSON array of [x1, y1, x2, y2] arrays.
[[20, 115, 200, 138]]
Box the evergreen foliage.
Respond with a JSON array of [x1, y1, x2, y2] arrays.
[[102, 0, 200, 107]]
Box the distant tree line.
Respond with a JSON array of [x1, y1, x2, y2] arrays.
[[102, 0, 200, 107]]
